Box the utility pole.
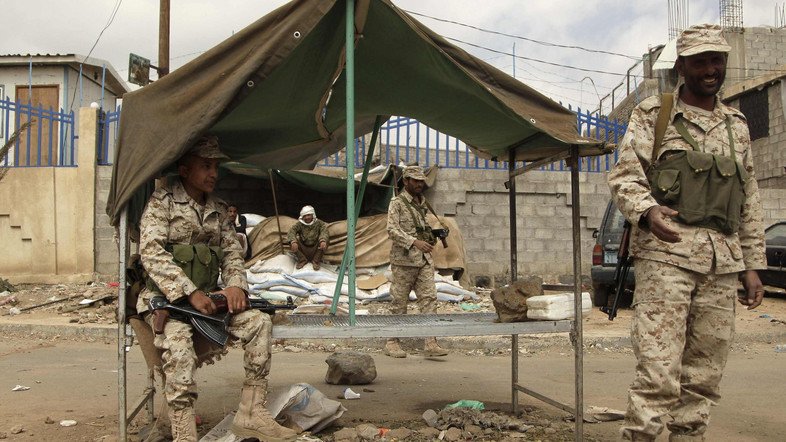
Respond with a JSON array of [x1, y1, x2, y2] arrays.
[[158, 0, 170, 77]]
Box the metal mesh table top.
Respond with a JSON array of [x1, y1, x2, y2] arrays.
[[273, 313, 571, 339]]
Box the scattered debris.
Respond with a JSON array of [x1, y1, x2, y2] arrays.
[[11, 385, 30, 391], [9, 426, 23, 435], [44, 417, 54, 424], [343, 388, 360, 400], [776, 344, 786, 353], [354, 423, 378, 440], [445, 399, 485, 410], [8, 307, 21, 316], [0, 295, 16, 306], [59, 420, 77, 427]]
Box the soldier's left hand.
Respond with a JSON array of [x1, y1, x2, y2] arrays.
[[219, 286, 249, 313], [739, 270, 764, 310], [318, 241, 327, 250]]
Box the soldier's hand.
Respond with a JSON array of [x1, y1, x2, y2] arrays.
[[318, 241, 327, 250], [646, 206, 681, 243], [739, 270, 764, 310], [290, 242, 298, 252], [413, 239, 434, 253], [188, 290, 217, 315], [217, 286, 249, 313]]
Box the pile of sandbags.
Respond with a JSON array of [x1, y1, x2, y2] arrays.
[[246, 255, 480, 306]]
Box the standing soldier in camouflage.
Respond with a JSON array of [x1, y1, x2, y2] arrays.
[[385, 165, 448, 358], [287, 205, 330, 270], [138, 135, 297, 442], [608, 24, 766, 441]]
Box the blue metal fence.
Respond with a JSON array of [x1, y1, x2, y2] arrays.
[[0, 97, 76, 167], [322, 112, 627, 173], [38, 106, 626, 171], [98, 107, 121, 165]]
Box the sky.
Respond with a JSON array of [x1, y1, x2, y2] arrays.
[[1, 0, 782, 113]]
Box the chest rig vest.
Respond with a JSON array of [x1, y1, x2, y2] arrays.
[[645, 93, 747, 235]]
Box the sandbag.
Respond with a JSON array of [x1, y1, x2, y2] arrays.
[[290, 268, 339, 284], [249, 254, 296, 274], [249, 291, 293, 302], [436, 282, 479, 300], [266, 285, 310, 298], [243, 213, 266, 227]]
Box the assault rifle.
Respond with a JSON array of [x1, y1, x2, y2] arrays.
[[600, 220, 632, 321], [149, 294, 296, 347], [431, 228, 449, 248]]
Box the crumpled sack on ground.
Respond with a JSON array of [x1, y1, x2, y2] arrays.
[[267, 383, 347, 433]]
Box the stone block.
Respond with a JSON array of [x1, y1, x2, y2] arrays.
[[324, 352, 377, 385]]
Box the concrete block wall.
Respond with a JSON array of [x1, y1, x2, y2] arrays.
[[427, 168, 610, 286], [742, 28, 786, 76], [94, 165, 117, 278]]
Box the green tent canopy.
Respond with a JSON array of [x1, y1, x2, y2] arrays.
[[106, 0, 603, 226]]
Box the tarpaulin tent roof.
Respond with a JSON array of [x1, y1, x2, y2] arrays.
[[106, 0, 603, 226]]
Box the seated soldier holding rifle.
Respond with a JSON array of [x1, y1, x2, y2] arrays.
[[137, 135, 297, 442]]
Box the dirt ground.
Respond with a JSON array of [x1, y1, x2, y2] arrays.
[[0, 284, 785, 441]]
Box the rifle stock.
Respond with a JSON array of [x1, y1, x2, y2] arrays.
[[600, 220, 632, 321]]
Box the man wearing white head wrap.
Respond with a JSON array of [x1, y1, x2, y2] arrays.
[[287, 205, 330, 269]]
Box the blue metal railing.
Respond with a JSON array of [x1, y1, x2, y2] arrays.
[[0, 97, 76, 167], [86, 108, 628, 171], [98, 107, 121, 165], [322, 112, 627, 173]]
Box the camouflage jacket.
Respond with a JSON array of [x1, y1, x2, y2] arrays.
[[607, 89, 766, 274], [137, 179, 247, 314], [286, 219, 329, 247], [387, 190, 432, 267]]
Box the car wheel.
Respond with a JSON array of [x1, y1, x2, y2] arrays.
[[592, 286, 610, 307]]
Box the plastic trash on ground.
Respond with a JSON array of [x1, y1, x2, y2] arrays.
[[445, 400, 485, 410]]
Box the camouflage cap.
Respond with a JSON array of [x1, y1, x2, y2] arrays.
[[189, 134, 229, 159], [677, 24, 731, 57], [402, 165, 427, 181]]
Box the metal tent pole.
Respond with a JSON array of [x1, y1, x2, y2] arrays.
[[345, 0, 357, 325], [269, 170, 285, 254], [569, 146, 585, 440], [507, 149, 519, 414], [117, 207, 128, 441], [331, 116, 383, 315]]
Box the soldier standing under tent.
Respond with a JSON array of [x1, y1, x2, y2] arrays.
[[385, 165, 449, 358], [138, 135, 297, 442], [607, 24, 766, 441]]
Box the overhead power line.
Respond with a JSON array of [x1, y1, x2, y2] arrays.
[[446, 36, 632, 77], [405, 9, 641, 61]]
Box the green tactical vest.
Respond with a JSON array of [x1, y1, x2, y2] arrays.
[[645, 95, 747, 235], [400, 196, 437, 246], [146, 243, 224, 294]]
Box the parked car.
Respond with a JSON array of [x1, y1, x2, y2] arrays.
[[759, 221, 786, 290], [590, 201, 635, 307]]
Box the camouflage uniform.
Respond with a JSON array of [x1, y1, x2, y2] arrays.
[[608, 36, 766, 440], [287, 218, 330, 260], [139, 179, 273, 410], [386, 190, 437, 315]]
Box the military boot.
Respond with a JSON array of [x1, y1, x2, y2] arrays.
[[231, 382, 298, 442], [168, 407, 197, 442], [423, 337, 448, 357], [384, 338, 407, 358], [312, 248, 325, 270], [295, 249, 308, 269]]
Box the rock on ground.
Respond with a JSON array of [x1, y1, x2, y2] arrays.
[[325, 351, 377, 385]]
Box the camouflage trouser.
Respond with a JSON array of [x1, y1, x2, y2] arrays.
[[621, 258, 736, 440], [389, 263, 437, 315], [145, 309, 272, 410]]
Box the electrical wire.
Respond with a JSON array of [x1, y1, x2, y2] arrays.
[[405, 9, 641, 61], [69, 0, 123, 111], [446, 36, 634, 77]]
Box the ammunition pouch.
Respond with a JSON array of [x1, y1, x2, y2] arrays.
[[647, 150, 747, 235], [146, 243, 224, 294], [415, 226, 437, 246]]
